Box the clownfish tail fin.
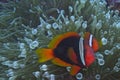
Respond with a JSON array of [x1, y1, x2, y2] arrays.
[[36, 48, 54, 63]]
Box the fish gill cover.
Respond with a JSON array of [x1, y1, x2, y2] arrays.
[[0, 0, 120, 80]]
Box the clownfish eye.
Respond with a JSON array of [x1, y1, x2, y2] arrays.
[[89, 34, 99, 52]]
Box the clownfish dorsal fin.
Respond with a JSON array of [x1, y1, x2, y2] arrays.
[[84, 32, 90, 40], [36, 48, 54, 63], [67, 47, 78, 64], [48, 32, 79, 49]]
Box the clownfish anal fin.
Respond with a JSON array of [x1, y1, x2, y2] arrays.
[[67, 48, 78, 64], [36, 48, 54, 63], [70, 65, 81, 76], [52, 58, 72, 67]]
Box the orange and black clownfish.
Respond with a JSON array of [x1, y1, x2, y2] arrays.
[[36, 32, 99, 76]]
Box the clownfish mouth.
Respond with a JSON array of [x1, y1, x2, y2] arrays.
[[79, 37, 86, 66]]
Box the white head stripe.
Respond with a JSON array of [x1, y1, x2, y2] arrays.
[[79, 37, 86, 66], [89, 34, 93, 47]]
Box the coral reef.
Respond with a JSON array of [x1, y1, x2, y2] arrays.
[[0, 0, 120, 80]]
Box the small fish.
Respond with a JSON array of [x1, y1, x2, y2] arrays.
[[36, 32, 99, 76]]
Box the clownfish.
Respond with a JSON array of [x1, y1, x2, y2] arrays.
[[36, 32, 99, 76]]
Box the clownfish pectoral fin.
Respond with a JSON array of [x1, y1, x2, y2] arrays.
[[36, 48, 54, 63], [52, 58, 72, 67], [70, 65, 81, 76], [68, 48, 78, 64], [48, 32, 79, 49]]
